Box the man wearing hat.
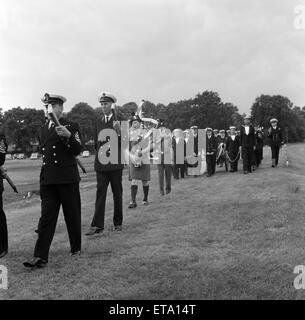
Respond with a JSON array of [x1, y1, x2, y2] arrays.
[[239, 115, 256, 174], [0, 131, 8, 259], [85, 92, 124, 235], [268, 118, 284, 167], [206, 128, 217, 177], [24, 93, 82, 268], [226, 126, 240, 172]]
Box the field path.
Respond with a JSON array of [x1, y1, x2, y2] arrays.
[[1, 144, 305, 299]]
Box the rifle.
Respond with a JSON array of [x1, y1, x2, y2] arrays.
[[47, 107, 87, 174], [0, 167, 18, 193]]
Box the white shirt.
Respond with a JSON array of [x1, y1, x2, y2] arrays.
[[245, 126, 249, 135], [231, 135, 236, 141], [48, 120, 55, 129], [104, 114, 113, 123]]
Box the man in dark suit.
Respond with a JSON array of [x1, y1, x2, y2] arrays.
[[85, 92, 124, 236], [0, 132, 8, 258], [268, 118, 284, 167], [226, 126, 240, 172], [206, 128, 217, 177], [239, 115, 256, 174], [24, 94, 82, 269]]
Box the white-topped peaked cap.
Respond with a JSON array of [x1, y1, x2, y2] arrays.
[[98, 92, 117, 103], [41, 93, 67, 104]]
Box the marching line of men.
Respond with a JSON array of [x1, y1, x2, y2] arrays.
[[0, 92, 285, 269]]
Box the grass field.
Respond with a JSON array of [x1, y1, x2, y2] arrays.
[[1, 144, 305, 300]]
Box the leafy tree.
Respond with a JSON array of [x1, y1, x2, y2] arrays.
[[66, 103, 96, 145]]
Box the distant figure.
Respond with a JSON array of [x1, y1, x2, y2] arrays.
[[172, 128, 185, 179], [155, 120, 172, 196], [254, 127, 264, 168], [0, 132, 8, 258], [216, 129, 227, 170], [206, 128, 217, 177], [226, 126, 240, 172], [239, 115, 256, 174], [268, 118, 284, 167]]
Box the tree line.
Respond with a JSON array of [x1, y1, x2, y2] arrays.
[[1, 91, 305, 153]]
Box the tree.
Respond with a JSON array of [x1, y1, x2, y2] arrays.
[[4, 107, 45, 153], [66, 103, 96, 145], [251, 95, 305, 142]]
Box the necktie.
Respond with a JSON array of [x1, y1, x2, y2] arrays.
[[48, 121, 54, 130]]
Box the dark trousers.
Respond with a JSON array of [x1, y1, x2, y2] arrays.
[[173, 164, 185, 179], [254, 148, 263, 167], [91, 169, 123, 229], [0, 192, 8, 253], [34, 183, 81, 261], [242, 146, 254, 172], [271, 145, 280, 165], [230, 160, 238, 172], [157, 164, 172, 194], [206, 155, 216, 176]]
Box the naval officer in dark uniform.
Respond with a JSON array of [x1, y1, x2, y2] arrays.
[[24, 94, 82, 268], [85, 92, 124, 236], [0, 132, 8, 258], [268, 118, 284, 167]]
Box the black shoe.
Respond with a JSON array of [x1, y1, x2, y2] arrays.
[[128, 201, 137, 209], [112, 226, 122, 232], [71, 251, 81, 257], [23, 257, 47, 269], [85, 227, 104, 236], [230, 169, 234, 173], [165, 189, 171, 195], [0, 250, 8, 259], [142, 200, 148, 205]]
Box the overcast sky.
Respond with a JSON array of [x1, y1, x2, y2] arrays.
[[1, 0, 305, 113]]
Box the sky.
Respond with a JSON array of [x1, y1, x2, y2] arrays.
[[1, 0, 305, 114]]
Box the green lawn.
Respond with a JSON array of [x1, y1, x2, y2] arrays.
[[1, 144, 305, 300]]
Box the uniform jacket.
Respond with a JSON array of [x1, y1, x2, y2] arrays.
[[268, 126, 283, 147], [39, 118, 81, 185], [0, 135, 7, 192], [206, 135, 217, 155], [94, 115, 124, 172], [226, 135, 240, 156], [239, 125, 256, 147]]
